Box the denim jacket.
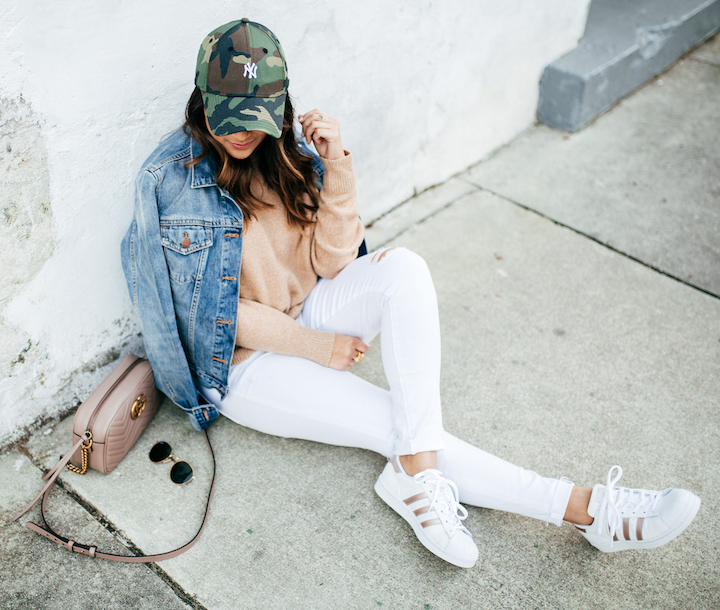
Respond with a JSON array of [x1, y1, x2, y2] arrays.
[[121, 128, 344, 431]]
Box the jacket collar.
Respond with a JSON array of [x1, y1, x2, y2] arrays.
[[189, 136, 218, 189]]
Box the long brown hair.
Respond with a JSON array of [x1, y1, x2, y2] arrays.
[[184, 87, 321, 229]]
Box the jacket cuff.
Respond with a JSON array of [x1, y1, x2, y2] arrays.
[[189, 405, 219, 431]]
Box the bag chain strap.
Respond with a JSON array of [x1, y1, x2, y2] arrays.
[[65, 431, 93, 474], [63, 356, 143, 475]]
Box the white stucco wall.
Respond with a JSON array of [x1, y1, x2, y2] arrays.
[[0, 0, 590, 448]]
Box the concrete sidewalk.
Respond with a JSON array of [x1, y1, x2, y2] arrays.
[[2, 35, 718, 610]]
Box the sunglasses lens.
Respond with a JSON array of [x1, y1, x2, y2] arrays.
[[170, 461, 193, 485], [149, 441, 172, 463]]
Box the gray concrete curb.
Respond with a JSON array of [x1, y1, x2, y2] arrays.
[[538, 0, 720, 131]]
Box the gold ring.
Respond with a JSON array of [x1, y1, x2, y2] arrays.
[[354, 350, 364, 363], [319, 114, 327, 122]]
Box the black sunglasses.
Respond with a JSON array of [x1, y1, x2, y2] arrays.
[[149, 441, 194, 485]]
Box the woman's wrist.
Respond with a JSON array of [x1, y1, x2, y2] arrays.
[[320, 149, 348, 162], [319, 143, 345, 161]]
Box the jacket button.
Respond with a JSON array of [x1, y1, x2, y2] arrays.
[[181, 232, 191, 249]]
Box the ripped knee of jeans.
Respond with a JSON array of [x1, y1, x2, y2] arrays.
[[371, 247, 397, 264]]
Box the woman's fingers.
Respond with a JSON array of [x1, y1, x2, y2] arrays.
[[308, 124, 335, 142], [351, 338, 370, 364], [328, 334, 370, 370], [354, 338, 370, 353], [299, 108, 333, 125], [298, 109, 343, 159], [298, 109, 328, 136], [302, 117, 337, 143]]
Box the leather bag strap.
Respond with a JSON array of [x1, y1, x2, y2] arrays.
[[13, 433, 92, 522], [15, 430, 216, 563]]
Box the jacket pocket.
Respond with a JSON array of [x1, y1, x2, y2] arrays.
[[161, 225, 213, 284]]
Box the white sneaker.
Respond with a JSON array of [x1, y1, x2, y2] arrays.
[[374, 456, 478, 568], [573, 465, 701, 552]]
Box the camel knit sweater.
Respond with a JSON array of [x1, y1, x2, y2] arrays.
[[231, 151, 364, 366]]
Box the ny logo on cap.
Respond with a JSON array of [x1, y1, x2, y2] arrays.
[[244, 62, 258, 79]]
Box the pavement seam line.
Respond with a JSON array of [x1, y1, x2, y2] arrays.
[[365, 125, 535, 231], [48, 480, 208, 610], [370, 189, 481, 248], [467, 183, 720, 301], [364, 182, 475, 230], [688, 57, 720, 69], [15, 448, 208, 610]]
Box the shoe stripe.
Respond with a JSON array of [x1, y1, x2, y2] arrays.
[[413, 506, 429, 516], [636, 517, 643, 541], [404, 492, 428, 505], [390, 456, 402, 473], [623, 518, 630, 541], [420, 518, 442, 528]]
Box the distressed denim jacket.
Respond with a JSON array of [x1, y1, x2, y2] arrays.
[[120, 127, 329, 431]]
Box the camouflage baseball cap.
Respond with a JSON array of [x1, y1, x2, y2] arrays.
[[195, 19, 289, 138]]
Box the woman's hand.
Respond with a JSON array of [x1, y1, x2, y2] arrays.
[[298, 109, 344, 160], [329, 334, 370, 371]]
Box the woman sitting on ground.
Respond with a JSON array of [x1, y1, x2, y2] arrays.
[[121, 18, 700, 568]]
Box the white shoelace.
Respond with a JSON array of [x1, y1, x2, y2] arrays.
[[413, 470, 469, 536], [598, 465, 662, 547]]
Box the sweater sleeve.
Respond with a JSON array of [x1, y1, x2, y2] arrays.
[[310, 152, 365, 279], [235, 298, 336, 366]]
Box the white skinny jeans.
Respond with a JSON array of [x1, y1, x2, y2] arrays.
[[201, 248, 573, 526]]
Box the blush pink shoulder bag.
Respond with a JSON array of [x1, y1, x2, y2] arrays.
[[14, 354, 216, 562]]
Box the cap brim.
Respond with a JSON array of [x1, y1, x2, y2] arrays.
[[203, 91, 286, 138]]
